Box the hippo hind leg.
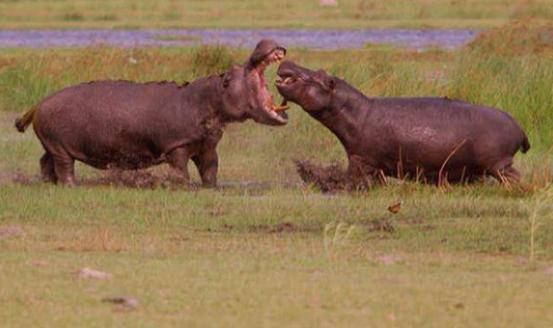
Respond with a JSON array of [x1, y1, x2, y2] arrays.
[[52, 151, 76, 186], [490, 157, 521, 185], [40, 152, 57, 183]]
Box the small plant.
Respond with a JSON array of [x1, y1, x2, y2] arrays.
[[62, 12, 85, 22], [521, 185, 553, 263], [324, 221, 356, 261], [191, 45, 235, 77]]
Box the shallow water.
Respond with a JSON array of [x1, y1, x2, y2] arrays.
[[0, 28, 476, 50]]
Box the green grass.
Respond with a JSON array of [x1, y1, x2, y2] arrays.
[[2, 26, 553, 326], [0, 0, 552, 29]]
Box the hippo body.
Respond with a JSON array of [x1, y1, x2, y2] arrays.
[[276, 61, 529, 184], [30, 80, 222, 181], [15, 40, 288, 186]]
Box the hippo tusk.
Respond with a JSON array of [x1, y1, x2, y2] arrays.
[[273, 105, 289, 112]]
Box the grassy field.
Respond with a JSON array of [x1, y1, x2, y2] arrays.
[[0, 0, 552, 29], [1, 23, 553, 326]]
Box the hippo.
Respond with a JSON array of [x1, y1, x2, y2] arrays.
[[15, 39, 288, 186], [275, 60, 530, 186]]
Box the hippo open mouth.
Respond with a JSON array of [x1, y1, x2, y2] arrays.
[[247, 40, 290, 124], [274, 60, 304, 109]]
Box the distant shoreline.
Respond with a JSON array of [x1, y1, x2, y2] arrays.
[[0, 28, 477, 50]]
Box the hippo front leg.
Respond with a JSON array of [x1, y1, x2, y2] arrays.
[[346, 155, 379, 186], [166, 147, 191, 184], [192, 148, 218, 187]]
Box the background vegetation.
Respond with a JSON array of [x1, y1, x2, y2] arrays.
[[0, 0, 552, 29]]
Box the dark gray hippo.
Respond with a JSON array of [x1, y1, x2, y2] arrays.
[[275, 60, 530, 186], [15, 39, 287, 186]]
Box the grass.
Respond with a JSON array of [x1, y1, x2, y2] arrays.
[[0, 0, 552, 29], [2, 24, 553, 326], [152, 34, 202, 43]]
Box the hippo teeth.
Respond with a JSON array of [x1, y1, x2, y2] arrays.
[[275, 77, 293, 85]]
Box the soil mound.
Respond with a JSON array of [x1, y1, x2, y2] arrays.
[[295, 160, 372, 192]]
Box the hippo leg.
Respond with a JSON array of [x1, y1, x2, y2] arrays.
[[52, 153, 76, 186], [346, 155, 378, 185], [499, 166, 521, 183], [192, 148, 218, 187], [40, 152, 57, 183], [490, 157, 520, 185], [166, 147, 191, 183]]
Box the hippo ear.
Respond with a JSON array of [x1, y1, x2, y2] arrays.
[[327, 78, 336, 90], [220, 72, 231, 88]]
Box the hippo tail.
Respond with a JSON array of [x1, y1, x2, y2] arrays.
[[15, 106, 37, 133], [520, 133, 531, 154]]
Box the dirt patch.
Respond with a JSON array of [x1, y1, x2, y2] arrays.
[[12, 172, 35, 185], [271, 222, 296, 233], [102, 296, 138, 311], [83, 169, 192, 189], [295, 160, 371, 192], [244, 221, 319, 234], [362, 218, 396, 233], [0, 224, 25, 239], [10, 170, 197, 189], [375, 255, 402, 266], [10, 170, 278, 193], [76, 267, 112, 280]]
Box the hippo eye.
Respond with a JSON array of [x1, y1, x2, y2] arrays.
[[222, 76, 231, 88], [276, 46, 287, 55]]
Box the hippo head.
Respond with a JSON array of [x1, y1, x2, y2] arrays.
[[275, 60, 337, 113], [218, 39, 288, 126]]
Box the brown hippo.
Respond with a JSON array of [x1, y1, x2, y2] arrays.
[[15, 39, 288, 187], [275, 60, 530, 186]]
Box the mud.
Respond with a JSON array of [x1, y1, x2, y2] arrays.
[[10, 169, 194, 189], [271, 222, 296, 233], [362, 218, 396, 233], [295, 160, 372, 192], [82, 169, 192, 189], [10, 169, 280, 194]]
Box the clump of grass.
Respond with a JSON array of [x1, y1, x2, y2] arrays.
[[324, 221, 356, 261], [446, 51, 553, 146], [467, 21, 553, 56], [153, 34, 201, 42], [522, 185, 553, 262], [94, 14, 118, 22], [62, 12, 85, 22], [163, 11, 182, 21], [0, 64, 54, 112], [191, 45, 236, 77]]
